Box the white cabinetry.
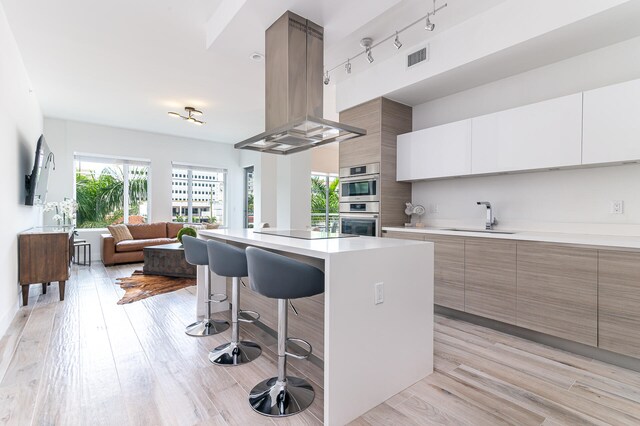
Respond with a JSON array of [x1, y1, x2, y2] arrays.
[[397, 119, 471, 181], [471, 94, 583, 174], [583, 78, 640, 165]]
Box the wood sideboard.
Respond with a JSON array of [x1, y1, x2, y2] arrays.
[[19, 226, 74, 305]]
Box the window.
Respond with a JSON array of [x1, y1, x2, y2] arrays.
[[311, 173, 339, 232], [74, 154, 150, 228], [171, 163, 226, 225], [244, 166, 254, 228]]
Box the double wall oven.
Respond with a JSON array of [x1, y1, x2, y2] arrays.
[[339, 163, 380, 237]]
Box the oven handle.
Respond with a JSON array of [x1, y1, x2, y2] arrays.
[[340, 174, 380, 183], [340, 214, 379, 219]]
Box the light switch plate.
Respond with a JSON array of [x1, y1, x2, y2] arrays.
[[611, 200, 624, 214]]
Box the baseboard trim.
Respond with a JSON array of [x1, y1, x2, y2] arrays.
[[436, 305, 640, 373]]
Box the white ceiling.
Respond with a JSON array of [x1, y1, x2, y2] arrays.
[[2, 0, 503, 144]]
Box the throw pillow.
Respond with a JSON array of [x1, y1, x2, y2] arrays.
[[108, 224, 133, 244]]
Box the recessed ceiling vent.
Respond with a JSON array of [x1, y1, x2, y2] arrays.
[[407, 45, 429, 68]]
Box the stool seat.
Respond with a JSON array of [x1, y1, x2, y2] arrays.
[[181, 236, 229, 337], [245, 247, 325, 417]]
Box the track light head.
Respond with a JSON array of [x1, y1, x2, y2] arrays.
[[366, 48, 374, 63], [425, 14, 435, 31], [393, 31, 402, 49], [323, 70, 330, 85], [345, 60, 351, 74]]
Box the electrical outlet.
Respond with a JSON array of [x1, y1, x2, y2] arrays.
[[611, 200, 624, 214], [374, 282, 384, 305], [432, 204, 440, 214]]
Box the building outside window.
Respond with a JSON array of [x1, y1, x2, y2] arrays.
[[74, 154, 150, 228], [311, 173, 339, 232], [244, 166, 254, 228], [171, 163, 226, 225]]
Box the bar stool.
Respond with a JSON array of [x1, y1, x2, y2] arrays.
[[182, 236, 230, 336], [206, 240, 262, 366], [245, 247, 324, 417]]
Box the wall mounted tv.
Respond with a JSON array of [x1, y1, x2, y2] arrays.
[[25, 134, 55, 206]]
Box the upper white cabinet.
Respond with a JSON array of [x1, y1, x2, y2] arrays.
[[583, 78, 640, 165], [471, 94, 583, 174], [397, 119, 471, 181]]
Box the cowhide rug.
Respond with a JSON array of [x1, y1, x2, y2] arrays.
[[115, 270, 195, 304]]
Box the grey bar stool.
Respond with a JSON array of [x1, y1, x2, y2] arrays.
[[245, 247, 324, 417], [206, 240, 262, 366], [182, 236, 230, 336]]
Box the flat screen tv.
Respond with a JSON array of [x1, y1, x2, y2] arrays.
[[25, 134, 55, 206]]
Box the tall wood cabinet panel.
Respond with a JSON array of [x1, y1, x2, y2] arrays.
[[471, 93, 583, 174], [397, 119, 472, 181], [464, 238, 517, 324], [424, 235, 465, 311], [339, 97, 412, 230], [598, 250, 640, 358], [516, 242, 597, 346], [583, 78, 640, 165]]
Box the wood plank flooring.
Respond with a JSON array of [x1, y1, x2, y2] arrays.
[[2, 263, 640, 425]]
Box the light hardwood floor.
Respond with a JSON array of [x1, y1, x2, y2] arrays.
[[2, 263, 640, 425]]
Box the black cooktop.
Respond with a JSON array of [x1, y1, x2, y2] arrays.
[[253, 229, 359, 240]]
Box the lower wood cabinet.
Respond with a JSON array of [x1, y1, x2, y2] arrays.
[[598, 251, 640, 358], [464, 239, 517, 325], [424, 235, 465, 311], [516, 242, 598, 346]]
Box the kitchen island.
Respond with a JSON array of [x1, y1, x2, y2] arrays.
[[197, 229, 434, 425]]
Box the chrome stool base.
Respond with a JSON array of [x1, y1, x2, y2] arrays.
[[249, 376, 315, 417], [209, 340, 262, 366], [185, 319, 230, 337]]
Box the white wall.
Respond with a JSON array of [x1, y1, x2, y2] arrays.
[[44, 118, 244, 256], [0, 4, 43, 335], [411, 37, 640, 235]]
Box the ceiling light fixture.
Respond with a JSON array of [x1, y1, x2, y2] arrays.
[[250, 52, 264, 62], [393, 31, 403, 49], [360, 38, 374, 63], [167, 106, 206, 125], [324, 0, 448, 77]]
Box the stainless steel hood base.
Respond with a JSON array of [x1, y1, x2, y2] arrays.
[[235, 115, 365, 155]]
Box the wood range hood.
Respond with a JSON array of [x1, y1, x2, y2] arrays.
[[235, 11, 366, 155]]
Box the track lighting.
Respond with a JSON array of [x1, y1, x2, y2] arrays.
[[360, 38, 374, 64], [167, 106, 205, 125], [345, 59, 351, 74], [425, 14, 435, 31], [366, 48, 374, 63], [393, 31, 402, 49], [323, 70, 330, 85]]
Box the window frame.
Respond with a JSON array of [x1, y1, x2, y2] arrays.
[[171, 162, 228, 225]]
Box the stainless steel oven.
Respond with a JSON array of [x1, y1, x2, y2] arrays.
[[339, 163, 380, 203], [340, 214, 379, 237]]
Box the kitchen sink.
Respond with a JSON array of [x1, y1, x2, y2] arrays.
[[441, 228, 516, 235]]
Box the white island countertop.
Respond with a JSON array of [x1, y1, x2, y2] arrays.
[[199, 228, 428, 259], [383, 226, 640, 250]]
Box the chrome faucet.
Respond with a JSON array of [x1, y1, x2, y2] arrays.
[[477, 201, 497, 230]]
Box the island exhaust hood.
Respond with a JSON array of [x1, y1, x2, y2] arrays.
[[235, 11, 366, 155]]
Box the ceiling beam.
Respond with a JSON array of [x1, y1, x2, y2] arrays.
[[205, 0, 248, 49]]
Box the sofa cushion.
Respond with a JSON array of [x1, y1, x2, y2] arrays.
[[166, 222, 184, 239], [127, 222, 167, 240], [107, 224, 134, 244], [115, 238, 177, 253]]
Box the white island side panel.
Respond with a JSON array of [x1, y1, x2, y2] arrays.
[[324, 242, 434, 425]]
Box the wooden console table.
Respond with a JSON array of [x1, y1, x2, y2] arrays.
[[19, 226, 74, 305]]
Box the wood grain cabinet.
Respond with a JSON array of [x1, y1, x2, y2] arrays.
[[516, 242, 598, 346], [464, 239, 517, 325], [598, 251, 640, 358], [424, 235, 465, 311], [19, 227, 74, 305]]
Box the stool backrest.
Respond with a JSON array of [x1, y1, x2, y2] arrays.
[[182, 235, 208, 266], [246, 247, 324, 300], [206, 240, 248, 278]]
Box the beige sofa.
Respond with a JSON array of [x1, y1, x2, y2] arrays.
[[101, 222, 183, 266]]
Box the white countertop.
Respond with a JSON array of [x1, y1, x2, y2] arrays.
[[383, 226, 640, 250], [199, 228, 430, 259]]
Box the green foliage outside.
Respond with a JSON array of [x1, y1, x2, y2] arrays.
[[75, 166, 148, 228], [311, 176, 339, 214]]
